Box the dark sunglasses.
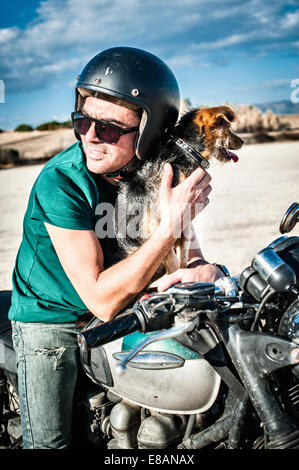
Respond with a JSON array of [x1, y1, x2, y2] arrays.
[[71, 111, 139, 145]]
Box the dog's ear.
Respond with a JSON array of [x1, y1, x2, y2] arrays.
[[216, 106, 237, 123], [193, 108, 210, 129]]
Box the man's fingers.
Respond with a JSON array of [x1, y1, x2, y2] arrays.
[[187, 167, 212, 188], [180, 170, 212, 201], [157, 270, 182, 292], [196, 184, 212, 202], [160, 163, 173, 192], [192, 197, 209, 218]]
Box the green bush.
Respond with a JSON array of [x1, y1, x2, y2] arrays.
[[60, 120, 72, 128], [15, 124, 34, 132], [35, 120, 72, 130], [35, 121, 61, 131]]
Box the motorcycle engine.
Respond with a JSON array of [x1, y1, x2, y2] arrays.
[[239, 236, 299, 301], [278, 298, 299, 346]]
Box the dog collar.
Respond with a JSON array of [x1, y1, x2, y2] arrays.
[[170, 136, 210, 170]]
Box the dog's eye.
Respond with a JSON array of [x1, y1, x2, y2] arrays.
[[217, 117, 227, 126]]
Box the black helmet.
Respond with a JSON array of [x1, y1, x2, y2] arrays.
[[75, 46, 180, 161]]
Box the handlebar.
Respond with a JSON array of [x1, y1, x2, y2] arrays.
[[77, 280, 241, 354], [77, 311, 141, 352]]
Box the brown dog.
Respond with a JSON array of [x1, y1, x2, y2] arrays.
[[115, 105, 244, 279]]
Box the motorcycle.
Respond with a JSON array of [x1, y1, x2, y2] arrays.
[[0, 202, 299, 449]]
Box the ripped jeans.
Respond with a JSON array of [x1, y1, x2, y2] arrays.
[[11, 321, 81, 449]]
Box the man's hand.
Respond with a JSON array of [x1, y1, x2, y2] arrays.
[[158, 163, 212, 239], [156, 264, 223, 292]]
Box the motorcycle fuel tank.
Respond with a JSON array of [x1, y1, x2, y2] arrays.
[[84, 326, 221, 414]]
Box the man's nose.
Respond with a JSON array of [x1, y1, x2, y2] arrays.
[[85, 122, 101, 142]]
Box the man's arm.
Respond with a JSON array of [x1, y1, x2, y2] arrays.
[[45, 164, 212, 322], [45, 223, 175, 322]]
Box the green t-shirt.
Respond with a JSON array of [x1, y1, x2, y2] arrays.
[[8, 141, 118, 323]]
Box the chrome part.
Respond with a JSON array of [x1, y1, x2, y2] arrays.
[[253, 247, 296, 292], [213, 263, 230, 277], [115, 317, 198, 375], [101, 416, 111, 437], [83, 390, 114, 445], [215, 276, 239, 297], [214, 284, 225, 295], [291, 348, 299, 363], [280, 202, 299, 234], [268, 236, 289, 250], [137, 412, 188, 449], [166, 282, 215, 296], [108, 400, 141, 449], [253, 248, 285, 282], [103, 335, 221, 414], [113, 351, 184, 370], [88, 391, 106, 409]]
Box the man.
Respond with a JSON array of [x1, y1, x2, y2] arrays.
[[9, 47, 220, 448]]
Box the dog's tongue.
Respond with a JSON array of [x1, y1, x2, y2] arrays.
[[227, 149, 239, 163], [223, 147, 239, 163]]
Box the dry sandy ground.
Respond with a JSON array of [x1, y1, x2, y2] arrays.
[[0, 140, 298, 291], [195, 140, 299, 274]]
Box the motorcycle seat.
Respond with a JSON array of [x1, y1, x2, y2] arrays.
[[0, 290, 12, 337], [0, 290, 17, 375]]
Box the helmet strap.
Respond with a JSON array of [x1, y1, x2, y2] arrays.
[[102, 155, 140, 177], [103, 131, 141, 177]]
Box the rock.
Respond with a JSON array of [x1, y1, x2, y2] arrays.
[[0, 147, 19, 167]]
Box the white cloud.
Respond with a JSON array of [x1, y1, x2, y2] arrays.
[[258, 79, 293, 89], [237, 78, 293, 93], [0, 0, 298, 93], [191, 33, 254, 51], [0, 27, 19, 43], [52, 113, 70, 122], [280, 10, 299, 29], [167, 54, 211, 68]]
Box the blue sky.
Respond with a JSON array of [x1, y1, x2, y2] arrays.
[[0, 0, 298, 130]]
